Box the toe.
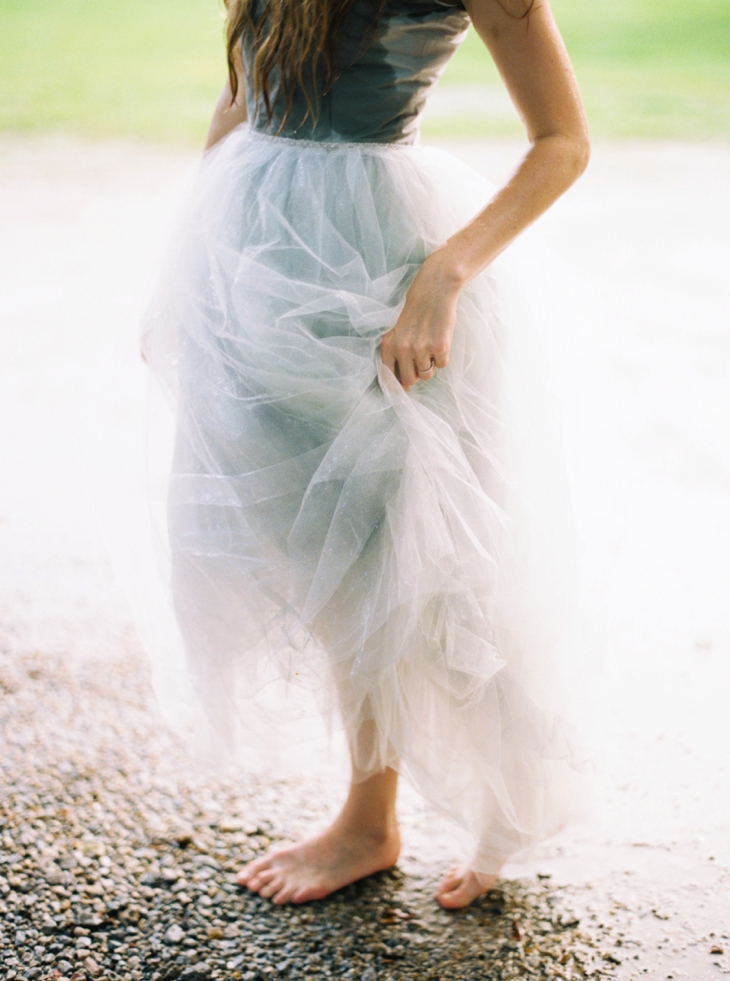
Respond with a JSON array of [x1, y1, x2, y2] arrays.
[[436, 871, 494, 910], [436, 867, 463, 897], [251, 868, 279, 891], [290, 882, 330, 904], [272, 882, 297, 905], [439, 881, 484, 909], [436, 889, 465, 910], [259, 875, 284, 899], [245, 868, 276, 893], [237, 857, 268, 884], [440, 867, 462, 886]]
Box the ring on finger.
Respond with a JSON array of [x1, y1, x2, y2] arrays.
[[416, 357, 436, 375]]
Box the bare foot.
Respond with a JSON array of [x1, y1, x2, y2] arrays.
[[436, 866, 499, 909], [236, 822, 401, 905]]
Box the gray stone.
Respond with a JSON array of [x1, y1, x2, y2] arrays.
[[40, 915, 56, 935], [77, 912, 103, 928], [44, 867, 64, 886], [165, 924, 186, 944], [180, 963, 211, 980]]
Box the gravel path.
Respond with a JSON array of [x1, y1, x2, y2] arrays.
[[1, 134, 730, 981], [1, 645, 615, 981]]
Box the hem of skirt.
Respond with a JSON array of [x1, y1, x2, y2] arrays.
[[244, 125, 421, 152]]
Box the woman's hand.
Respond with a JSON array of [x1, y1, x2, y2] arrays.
[[384, 0, 590, 371], [380, 249, 465, 390]]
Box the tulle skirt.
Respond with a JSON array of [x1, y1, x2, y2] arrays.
[[141, 124, 592, 873]]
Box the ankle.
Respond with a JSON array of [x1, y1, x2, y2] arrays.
[[368, 816, 400, 845], [334, 808, 399, 844]]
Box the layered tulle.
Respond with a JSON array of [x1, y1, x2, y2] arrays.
[[142, 125, 591, 872]]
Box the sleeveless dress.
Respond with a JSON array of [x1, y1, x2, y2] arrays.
[[142, 0, 591, 874]]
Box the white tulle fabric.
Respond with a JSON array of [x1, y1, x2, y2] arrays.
[[142, 125, 591, 873]]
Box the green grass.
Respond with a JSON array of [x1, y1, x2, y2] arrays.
[[0, 0, 729, 143], [433, 0, 730, 139], [0, 0, 227, 143]]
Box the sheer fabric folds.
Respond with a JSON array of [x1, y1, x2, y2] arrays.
[[142, 126, 590, 872]]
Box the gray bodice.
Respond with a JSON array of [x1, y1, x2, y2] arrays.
[[242, 0, 470, 145]]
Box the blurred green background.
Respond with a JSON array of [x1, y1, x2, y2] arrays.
[[0, 0, 728, 143]]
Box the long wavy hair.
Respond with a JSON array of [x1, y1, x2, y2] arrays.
[[225, 0, 386, 129]]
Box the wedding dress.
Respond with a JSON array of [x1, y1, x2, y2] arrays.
[[141, 0, 591, 873]]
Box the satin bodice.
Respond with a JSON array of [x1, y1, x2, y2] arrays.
[[241, 0, 470, 145]]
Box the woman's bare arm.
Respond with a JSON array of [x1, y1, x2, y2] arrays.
[[204, 43, 248, 151], [380, 0, 590, 390]]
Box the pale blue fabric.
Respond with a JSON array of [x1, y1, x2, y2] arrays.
[[142, 0, 591, 872]]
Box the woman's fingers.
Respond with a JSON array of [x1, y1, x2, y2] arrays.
[[380, 294, 454, 389], [378, 247, 462, 389], [380, 331, 445, 390], [380, 331, 398, 378], [415, 362, 436, 380], [431, 341, 449, 370], [396, 343, 419, 389]]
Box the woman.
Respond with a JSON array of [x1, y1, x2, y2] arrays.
[[143, 0, 591, 910]]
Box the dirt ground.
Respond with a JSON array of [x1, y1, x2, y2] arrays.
[[1, 133, 729, 980]]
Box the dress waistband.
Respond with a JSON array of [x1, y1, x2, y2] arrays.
[[245, 127, 419, 152]]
